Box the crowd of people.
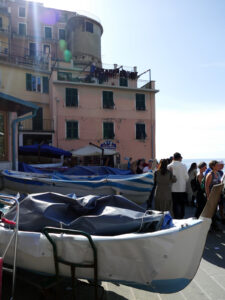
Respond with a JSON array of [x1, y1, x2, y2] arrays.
[[134, 153, 225, 231]]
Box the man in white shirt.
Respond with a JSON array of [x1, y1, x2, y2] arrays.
[[168, 152, 189, 219]]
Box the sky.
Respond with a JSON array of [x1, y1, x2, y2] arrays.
[[34, 0, 225, 159]]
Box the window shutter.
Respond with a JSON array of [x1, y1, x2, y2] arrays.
[[26, 73, 32, 91], [66, 88, 78, 106], [103, 91, 114, 108], [42, 76, 49, 93]]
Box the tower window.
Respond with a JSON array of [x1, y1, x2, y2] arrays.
[[19, 7, 26, 18], [19, 23, 26, 36], [45, 27, 52, 39], [86, 22, 93, 33], [59, 28, 65, 40]]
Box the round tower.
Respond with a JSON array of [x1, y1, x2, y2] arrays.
[[66, 14, 103, 67]]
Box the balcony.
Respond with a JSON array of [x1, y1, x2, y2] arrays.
[[0, 27, 9, 35], [19, 119, 54, 132], [0, 51, 50, 70], [56, 67, 154, 90]]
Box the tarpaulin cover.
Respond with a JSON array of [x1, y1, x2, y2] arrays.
[[63, 165, 133, 175], [19, 144, 72, 158], [4, 193, 173, 235], [19, 163, 133, 175]]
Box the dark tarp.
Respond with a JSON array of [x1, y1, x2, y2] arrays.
[[4, 193, 173, 235], [19, 144, 72, 158]]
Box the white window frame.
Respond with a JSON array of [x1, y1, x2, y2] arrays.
[[18, 7, 26, 18], [29, 74, 43, 93], [18, 22, 27, 36]]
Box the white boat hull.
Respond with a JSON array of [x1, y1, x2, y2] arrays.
[[0, 217, 211, 293]]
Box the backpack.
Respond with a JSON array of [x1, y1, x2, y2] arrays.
[[191, 176, 198, 192]]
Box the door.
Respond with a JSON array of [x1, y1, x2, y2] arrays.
[[32, 108, 43, 131]]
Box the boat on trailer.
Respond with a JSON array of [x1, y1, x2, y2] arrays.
[[1, 169, 154, 204], [0, 183, 223, 294]]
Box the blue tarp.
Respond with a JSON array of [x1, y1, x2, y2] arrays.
[[19, 162, 133, 175], [64, 165, 133, 175], [4, 193, 173, 235], [19, 144, 72, 158]]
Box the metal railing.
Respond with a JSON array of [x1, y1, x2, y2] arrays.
[[19, 119, 54, 132]]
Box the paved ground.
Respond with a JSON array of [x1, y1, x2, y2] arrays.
[[2, 205, 225, 300]]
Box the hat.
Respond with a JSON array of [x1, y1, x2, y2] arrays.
[[218, 160, 224, 165], [148, 159, 154, 162], [173, 152, 182, 160]]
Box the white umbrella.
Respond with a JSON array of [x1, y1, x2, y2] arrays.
[[71, 145, 117, 157]]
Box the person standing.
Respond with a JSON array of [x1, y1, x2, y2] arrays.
[[154, 159, 176, 215], [136, 159, 145, 174], [168, 152, 189, 219], [194, 162, 207, 218], [187, 163, 197, 206], [205, 160, 221, 200], [218, 161, 225, 223], [205, 160, 222, 231], [143, 159, 153, 173]]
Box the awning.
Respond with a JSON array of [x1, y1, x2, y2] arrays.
[[71, 145, 118, 157], [0, 92, 39, 116]]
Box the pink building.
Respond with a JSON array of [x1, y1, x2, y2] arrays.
[[50, 68, 158, 166], [0, 0, 158, 168]]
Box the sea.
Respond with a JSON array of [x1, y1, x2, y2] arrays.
[[182, 158, 225, 171]]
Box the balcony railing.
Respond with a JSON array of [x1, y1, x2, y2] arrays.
[[0, 27, 9, 34], [19, 119, 54, 132]]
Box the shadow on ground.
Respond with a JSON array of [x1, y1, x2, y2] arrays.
[[2, 272, 128, 300], [203, 225, 225, 268]]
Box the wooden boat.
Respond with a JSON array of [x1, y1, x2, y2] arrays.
[[1, 169, 154, 204], [0, 183, 223, 294]]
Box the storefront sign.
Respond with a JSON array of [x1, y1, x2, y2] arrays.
[[101, 141, 116, 149]]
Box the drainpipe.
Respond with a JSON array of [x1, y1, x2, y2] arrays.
[[12, 109, 38, 170]]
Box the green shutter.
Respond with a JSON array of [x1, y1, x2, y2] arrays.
[[26, 73, 32, 91], [103, 91, 114, 108], [42, 76, 49, 93], [67, 121, 78, 139], [66, 88, 78, 106], [104, 122, 114, 139], [136, 124, 146, 139], [136, 94, 145, 110]]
